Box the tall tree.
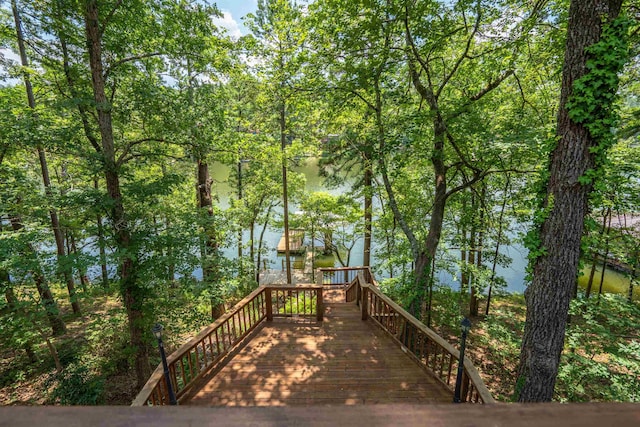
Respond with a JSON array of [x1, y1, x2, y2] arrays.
[[247, 0, 307, 284], [82, 0, 151, 387], [516, 0, 628, 401], [11, 0, 80, 314], [403, 0, 519, 313]]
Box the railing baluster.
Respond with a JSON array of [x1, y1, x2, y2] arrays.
[[266, 289, 273, 321], [169, 364, 178, 396], [226, 318, 233, 347], [150, 387, 158, 406], [187, 350, 195, 381], [178, 357, 187, 389]]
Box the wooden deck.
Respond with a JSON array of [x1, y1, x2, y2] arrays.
[[186, 291, 451, 406]]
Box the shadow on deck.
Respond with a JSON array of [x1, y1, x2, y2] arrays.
[[186, 292, 451, 405]]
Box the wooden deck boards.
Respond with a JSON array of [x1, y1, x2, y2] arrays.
[[187, 300, 452, 406]]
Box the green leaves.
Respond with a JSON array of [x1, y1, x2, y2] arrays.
[[567, 15, 630, 153]]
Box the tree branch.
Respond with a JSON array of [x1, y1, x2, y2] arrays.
[[403, 3, 436, 105], [104, 52, 164, 79], [436, 0, 482, 99], [349, 89, 377, 112], [117, 137, 167, 166], [446, 131, 481, 173], [447, 69, 515, 121], [100, 0, 123, 36]]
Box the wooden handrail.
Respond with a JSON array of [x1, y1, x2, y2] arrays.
[[346, 273, 494, 404], [132, 285, 324, 406], [132, 286, 267, 406], [266, 285, 323, 322], [325, 267, 493, 403], [345, 276, 360, 303]]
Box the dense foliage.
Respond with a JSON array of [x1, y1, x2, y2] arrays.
[[0, 0, 638, 404]]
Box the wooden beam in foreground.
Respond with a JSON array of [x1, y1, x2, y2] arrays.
[[1, 403, 638, 427]]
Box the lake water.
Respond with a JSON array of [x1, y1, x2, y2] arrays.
[[83, 157, 633, 299], [209, 157, 530, 293]]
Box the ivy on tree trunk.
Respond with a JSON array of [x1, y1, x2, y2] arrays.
[[516, 0, 627, 402]]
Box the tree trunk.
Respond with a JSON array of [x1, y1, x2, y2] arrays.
[[460, 223, 469, 298], [160, 165, 175, 284], [470, 187, 484, 317], [469, 210, 479, 317], [3, 273, 37, 363], [486, 176, 510, 316], [516, 0, 624, 402], [69, 232, 91, 292], [597, 209, 613, 302], [256, 204, 274, 284], [12, 0, 80, 315], [94, 177, 110, 289], [629, 258, 637, 303], [414, 114, 448, 305], [586, 208, 609, 298], [363, 160, 373, 267], [237, 158, 243, 273], [9, 213, 66, 336], [197, 159, 224, 319], [84, 0, 149, 388], [280, 101, 292, 284]]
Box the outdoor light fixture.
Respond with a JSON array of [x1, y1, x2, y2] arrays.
[[453, 317, 472, 403], [152, 323, 178, 405], [152, 323, 163, 340]]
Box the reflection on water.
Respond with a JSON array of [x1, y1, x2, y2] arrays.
[[313, 254, 336, 268], [578, 265, 639, 302]]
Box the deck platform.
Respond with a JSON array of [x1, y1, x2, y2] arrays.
[[186, 296, 451, 406], [133, 267, 494, 408]]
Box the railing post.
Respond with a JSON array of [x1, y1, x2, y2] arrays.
[[265, 288, 273, 321], [356, 271, 365, 307], [316, 287, 323, 322], [361, 284, 368, 321], [316, 270, 323, 286], [343, 269, 348, 286], [454, 317, 471, 403]]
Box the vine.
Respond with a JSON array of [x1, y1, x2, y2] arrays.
[[566, 15, 631, 190], [524, 15, 631, 277]]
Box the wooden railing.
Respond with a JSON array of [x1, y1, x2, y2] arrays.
[[318, 266, 374, 286], [132, 285, 323, 406], [345, 275, 360, 303], [266, 285, 323, 322], [344, 270, 494, 404]]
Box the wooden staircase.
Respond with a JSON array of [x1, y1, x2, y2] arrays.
[[132, 267, 493, 406]]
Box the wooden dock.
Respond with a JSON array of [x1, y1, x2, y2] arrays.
[[277, 229, 305, 254]]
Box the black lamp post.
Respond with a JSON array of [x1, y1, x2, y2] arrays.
[[152, 323, 177, 405], [453, 317, 472, 403]]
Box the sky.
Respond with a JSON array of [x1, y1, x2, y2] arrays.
[[211, 0, 258, 38], [0, 1, 257, 84]]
